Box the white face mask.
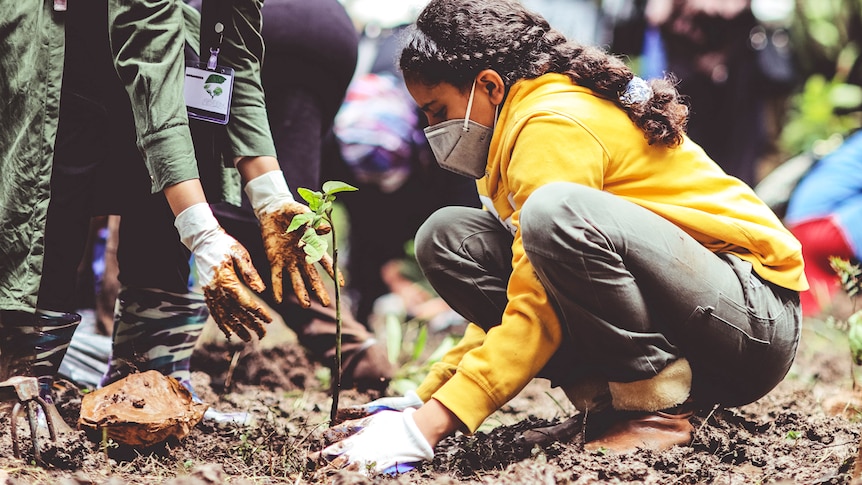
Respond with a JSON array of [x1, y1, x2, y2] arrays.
[[423, 80, 496, 179]]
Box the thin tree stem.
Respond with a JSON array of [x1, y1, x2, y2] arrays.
[[329, 213, 343, 424]]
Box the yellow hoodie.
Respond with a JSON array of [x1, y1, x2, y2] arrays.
[[417, 73, 807, 433]]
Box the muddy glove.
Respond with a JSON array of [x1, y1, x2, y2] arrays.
[[175, 203, 272, 341], [318, 408, 434, 475], [355, 390, 424, 415], [244, 171, 337, 308]]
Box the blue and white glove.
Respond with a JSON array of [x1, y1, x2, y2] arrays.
[[355, 390, 424, 415], [319, 408, 434, 475]]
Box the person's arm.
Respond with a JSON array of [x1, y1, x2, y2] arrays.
[[412, 399, 462, 447], [108, 0, 200, 194], [107, 0, 272, 341], [163, 180, 208, 217], [199, 1, 338, 308], [426, 114, 605, 432], [235, 156, 280, 183]]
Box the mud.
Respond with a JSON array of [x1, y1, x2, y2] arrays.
[[0, 315, 859, 484]]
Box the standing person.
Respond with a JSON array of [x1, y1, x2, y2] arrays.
[[643, 0, 793, 187], [53, 0, 391, 401], [316, 0, 806, 474], [0, 0, 332, 430], [0, 0, 71, 429], [192, 0, 394, 391]]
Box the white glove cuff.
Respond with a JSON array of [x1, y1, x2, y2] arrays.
[[403, 390, 424, 409], [244, 170, 294, 213], [174, 202, 220, 251], [402, 408, 435, 460]]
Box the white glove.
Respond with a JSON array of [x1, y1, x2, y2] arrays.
[[243, 169, 295, 217], [354, 390, 424, 415], [175, 203, 271, 341], [319, 408, 434, 475], [244, 171, 337, 307]]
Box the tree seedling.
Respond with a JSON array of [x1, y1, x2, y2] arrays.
[[828, 256, 862, 385], [828, 256, 862, 482], [286, 181, 357, 424]]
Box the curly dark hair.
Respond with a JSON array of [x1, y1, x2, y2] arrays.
[[398, 0, 689, 147]]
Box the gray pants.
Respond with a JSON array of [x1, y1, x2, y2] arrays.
[[415, 182, 801, 407]]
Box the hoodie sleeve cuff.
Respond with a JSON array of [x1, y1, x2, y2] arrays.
[[431, 371, 501, 434]]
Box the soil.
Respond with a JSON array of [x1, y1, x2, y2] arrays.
[[1, 305, 862, 484]]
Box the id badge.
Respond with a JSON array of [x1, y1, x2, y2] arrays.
[[184, 61, 234, 125]]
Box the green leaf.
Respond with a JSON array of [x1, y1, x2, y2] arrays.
[[297, 187, 321, 206], [848, 311, 862, 365], [389, 377, 418, 396], [829, 83, 862, 110], [830, 256, 862, 297], [411, 324, 428, 362], [285, 212, 315, 233], [425, 335, 457, 364], [204, 74, 227, 84], [311, 217, 330, 231], [385, 314, 403, 365], [300, 227, 328, 263], [322, 181, 358, 195]]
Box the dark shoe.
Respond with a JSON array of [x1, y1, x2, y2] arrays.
[[584, 410, 694, 454], [0, 310, 82, 435], [517, 415, 583, 448]]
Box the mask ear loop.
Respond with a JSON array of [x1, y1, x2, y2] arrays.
[[463, 79, 477, 132]]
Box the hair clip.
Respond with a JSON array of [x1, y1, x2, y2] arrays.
[[619, 76, 653, 106]]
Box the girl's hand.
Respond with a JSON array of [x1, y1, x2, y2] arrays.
[[313, 409, 434, 477], [349, 390, 424, 417]]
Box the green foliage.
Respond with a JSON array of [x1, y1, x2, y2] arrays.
[[848, 312, 862, 366], [231, 431, 265, 465], [779, 0, 862, 156], [786, 429, 802, 440], [383, 312, 458, 396], [831, 256, 862, 298], [287, 182, 357, 264], [829, 257, 862, 385], [779, 75, 862, 156], [100, 428, 118, 460]]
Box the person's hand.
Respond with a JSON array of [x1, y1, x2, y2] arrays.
[[354, 390, 424, 415], [244, 171, 337, 307], [314, 409, 434, 476], [175, 203, 272, 341]]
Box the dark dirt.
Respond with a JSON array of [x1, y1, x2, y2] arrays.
[[1, 309, 861, 484]]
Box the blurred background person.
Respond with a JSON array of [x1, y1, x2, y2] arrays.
[[326, 2, 481, 327], [641, 0, 797, 187], [784, 130, 862, 317]]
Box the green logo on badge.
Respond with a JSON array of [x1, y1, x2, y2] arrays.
[[203, 74, 227, 98]]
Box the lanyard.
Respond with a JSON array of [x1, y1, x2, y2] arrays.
[[202, 0, 232, 71]]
